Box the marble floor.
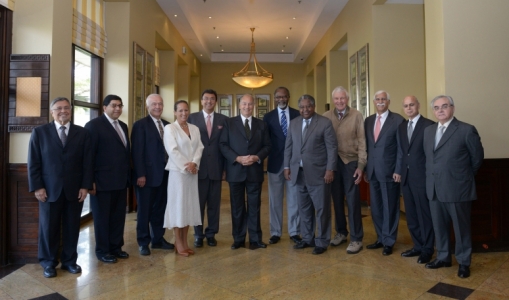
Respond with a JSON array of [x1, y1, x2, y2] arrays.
[[1, 179, 508, 300]]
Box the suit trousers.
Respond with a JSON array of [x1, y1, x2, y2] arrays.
[[430, 196, 472, 266], [38, 191, 84, 268], [135, 171, 168, 246], [268, 165, 300, 237], [402, 182, 434, 255], [229, 181, 263, 243], [296, 169, 331, 248], [194, 177, 222, 239], [331, 159, 364, 242], [369, 177, 400, 247], [91, 189, 127, 258]]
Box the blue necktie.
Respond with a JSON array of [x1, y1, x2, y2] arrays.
[[281, 110, 287, 137]]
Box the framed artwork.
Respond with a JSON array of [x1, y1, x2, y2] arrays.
[[220, 109, 230, 117], [255, 94, 270, 119], [349, 52, 358, 111], [216, 94, 233, 116], [257, 109, 267, 119], [133, 43, 146, 121], [357, 44, 369, 118]]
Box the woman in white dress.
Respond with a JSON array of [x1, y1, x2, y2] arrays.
[[163, 100, 204, 257]]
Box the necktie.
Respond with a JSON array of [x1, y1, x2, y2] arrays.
[[157, 120, 164, 140], [407, 120, 413, 142], [59, 126, 67, 146], [374, 115, 382, 142], [338, 112, 344, 120], [113, 120, 126, 147], [302, 119, 309, 139], [206, 114, 212, 138], [281, 110, 287, 137], [435, 125, 445, 149], [244, 118, 251, 139]]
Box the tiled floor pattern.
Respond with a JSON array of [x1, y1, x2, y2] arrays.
[[0, 180, 508, 299]]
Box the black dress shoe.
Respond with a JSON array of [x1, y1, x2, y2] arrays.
[[290, 235, 303, 243], [231, 242, 246, 249], [417, 253, 432, 264], [112, 250, 129, 259], [312, 247, 327, 255], [458, 264, 470, 278], [401, 248, 421, 257], [206, 237, 217, 247], [382, 246, 393, 256], [139, 245, 151, 256], [152, 238, 175, 250], [366, 241, 384, 249], [98, 254, 118, 264], [61, 264, 82, 274], [194, 238, 204, 247], [249, 241, 268, 250], [43, 266, 56, 278], [269, 236, 280, 244], [293, 241, 312, 249], [425, 259, 452, 269]]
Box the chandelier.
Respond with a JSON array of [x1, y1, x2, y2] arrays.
[[232, 28, 273, 89]]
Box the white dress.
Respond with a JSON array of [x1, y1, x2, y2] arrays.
[[163, 122, 204, 228]]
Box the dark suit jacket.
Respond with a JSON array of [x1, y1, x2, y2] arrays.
[[131, 115, 169, 187], [397, 116, 434, 187], [85, 114, 131, 191], [365, 111, 404, 182], [188, 111, 227, 181], [283, 114, 337, 186], [424, 117, 484, 202], [263, 107, 300, 173], [219, 115, 271, 183], [28, 122, 93, 202]]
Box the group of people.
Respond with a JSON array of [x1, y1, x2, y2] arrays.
[[27, 85, 483, 280]]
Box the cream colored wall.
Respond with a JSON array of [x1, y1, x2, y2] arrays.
[[424, 0, 445, 106], [327, 50, 349, 102]]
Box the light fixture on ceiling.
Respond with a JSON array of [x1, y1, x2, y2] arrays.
[[232, 28, 273, 89]]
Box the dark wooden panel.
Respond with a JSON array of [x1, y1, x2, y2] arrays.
[[9, 61, 50, 69]]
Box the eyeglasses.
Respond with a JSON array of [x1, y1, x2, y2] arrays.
[[202, 97, 216, 101], [275, 96, 289, 100], [51, 106, 71, 111], [375, 98, 388, 101], [109, 104, 124, 109], [433, 104, 453, 111]]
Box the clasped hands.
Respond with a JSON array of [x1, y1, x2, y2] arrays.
[[236, 155, 259, 166], [184, 162, 198, 174]]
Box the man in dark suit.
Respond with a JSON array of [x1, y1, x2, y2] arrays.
[[131, 94, 174, 256], [263, 87, 301, 245], [220, 94, 271, 250], [396, 96, 435, 264], [423, 95, 483, 278], [364, 90, 404, 256], [188, 89, 227, 248], [284, 95, 337, 255], [28, 97, 93, 278], [85, 94, 131, 264]]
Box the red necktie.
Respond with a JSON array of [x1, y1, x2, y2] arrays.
[[374, 115, 381, 142], [206, 114, 212, 138]]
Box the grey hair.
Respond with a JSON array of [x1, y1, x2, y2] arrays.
[[50, 97, 71, 108], [146, 94, 162, 106], [431, 95, 454, 108], [373, 90, 390, 101], [298, 94, 316, 106], [331, 86, 350, 99]]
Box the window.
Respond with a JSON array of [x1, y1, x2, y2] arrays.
[[72, 45, 103, 218]]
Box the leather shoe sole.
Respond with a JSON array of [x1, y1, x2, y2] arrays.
[[98, 255, 118, 264], [231, 242, 246, 250], [206, 237, 217, 247], [383, 246, 393, 256], [249, 242, 267, 250], [458, 265, 470, 278], [139, 246, 151, 256], [194, 238, 204, 248], [43, 266, 56, 278], [425, 259, 452, 269], [312, 247, 327, 255], [61, 264, 81, 274], [269, 236, 280, 244], [401, 248, 421, 257], [417, 253, 432, 264], [366, 241, 384, 249]]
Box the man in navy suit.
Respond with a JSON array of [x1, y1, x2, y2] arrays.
[[364, 90, 404, 256], [28, 97, 93, 278], [220, 94, 271, 250], [85, 95, 131, 264], [263, 87, 301, 245], [188, 89, 227, 247], [131, 94, 174, 256], [396, 96, 435, 264]]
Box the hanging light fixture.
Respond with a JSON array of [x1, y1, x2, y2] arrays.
[[232, 28, 273, 89]]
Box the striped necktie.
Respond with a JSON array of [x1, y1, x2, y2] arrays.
[[281, 110, 287, 137]]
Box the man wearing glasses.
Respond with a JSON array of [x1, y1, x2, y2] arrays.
[[263, 87, 302, 245], [85, 95, 131, 264], [423, 95, 483, 278]]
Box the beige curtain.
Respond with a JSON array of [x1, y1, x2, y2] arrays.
[[72, 0, 107, 57]]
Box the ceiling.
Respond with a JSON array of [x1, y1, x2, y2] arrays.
[[156, 0, 423, 64]]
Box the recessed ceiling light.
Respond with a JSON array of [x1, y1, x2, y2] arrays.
[[221, 49, 224, 52], [286, 36, 289, 39], [281, 50, 285, 52], [174, 14, 177, 17], [293, 17, 296, 20], [200, 54, 203, 56], [216, 36, 219, 39], [208, 16, 212, 19]]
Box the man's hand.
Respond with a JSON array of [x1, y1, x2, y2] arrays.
[[137, 176, 146, 188], [353, 168, 363, 185], [89, 183, 96, 196], [236, 155, 255, 166], [324, 170, 334, 184], [35, 188, 47, 202], [78, 188, 88, 202], [284, 169, 291, 181], [393, 173, 401, 183]]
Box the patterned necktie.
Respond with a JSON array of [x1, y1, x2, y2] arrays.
[[338, 112, 344, 120], [281, 110, 287, 137], [374, 115, 382, 142], [435, 125, 445, 149], [244, 118, 251, 139], [407, 120, 413, 142], [206, 114, 212, 138], [157, 120, 164, 140], [59, 126, 67, 146], [302, 119, 309, 139], [113, 120, 126, 147]]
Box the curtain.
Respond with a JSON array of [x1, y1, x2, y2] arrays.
[[72, 0, 107, 57]]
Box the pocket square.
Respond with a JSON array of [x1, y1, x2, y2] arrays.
[[217, 125, 223, 129]]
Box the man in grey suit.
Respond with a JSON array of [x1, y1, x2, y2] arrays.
[[284, 95, 337, 255], [364, 90, 404, 256], [188, 89, 227, 248], [423, 95, 483, 279]]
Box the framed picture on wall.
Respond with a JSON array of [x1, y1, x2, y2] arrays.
[[220, 109, 230, 117], [357, 43, 369, 118], [257, 109, 267, 119], [349, 52, 358, 111], [254, 94, 270, 119], [216, 94, 233, 116], [133, 43, 146, 121]]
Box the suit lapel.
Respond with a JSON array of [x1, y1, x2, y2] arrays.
[[376, 111, 393, 143], [435, 118, 458, 151], [49, 121, 64, 148], [65, 124, 79, 147], [409, 117, 425, 147], [234, 116, 248, 140], [366, 115, 375, 144], [401, 120, 410, 149], [101, 115, 125, 147], [301, 116, 316, 147]]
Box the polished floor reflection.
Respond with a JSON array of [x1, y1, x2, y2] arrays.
[[1, 179, 508, 300]]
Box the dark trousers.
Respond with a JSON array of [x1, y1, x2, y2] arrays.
[[194, 177, 222, 239], [331, 159, 364, 242], [91, 189, 127, 258], [229, 181, 262, 243], [38, 191, 84, 268], [135, 171, 168, 246], [369, 176, 400, 247], [402, 182, 434, 255]]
